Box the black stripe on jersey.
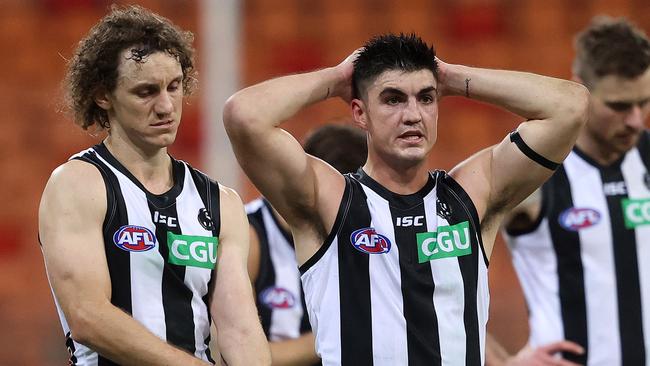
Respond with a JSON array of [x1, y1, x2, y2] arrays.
[[187, 167, 221, 354], [389, 194, 441, 365], [545, 166, 588, 364], [299, 286, 312, 333], [439, 172, 482, 365], [600, 165, 645, 365], [337, 177, 373, 365], [64, 332, 78, 365], [148, 198, 196, 354], [248, 207, 275, 337]]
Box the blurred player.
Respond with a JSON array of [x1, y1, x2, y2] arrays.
[[223, 33, 588, 364], [487, 16, 650, 366], [246, 124, 367, 365], [38, 5, 269, 365]]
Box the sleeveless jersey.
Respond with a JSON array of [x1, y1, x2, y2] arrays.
[[505, 131, 650, 365], [50, 143, 220, 365], [300, 169, 490, 366], [245, 198, 312, 341]]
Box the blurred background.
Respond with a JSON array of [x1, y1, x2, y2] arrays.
[[1, 0, 649, 364]]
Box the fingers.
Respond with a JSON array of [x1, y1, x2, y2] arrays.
[[539, 340, 584, 356]]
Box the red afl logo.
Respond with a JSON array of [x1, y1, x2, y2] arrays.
[[350, 227, 391, 254], [260, 287, 296, 309], [559, 208, 601, 231], [113, 225, 156, 252]]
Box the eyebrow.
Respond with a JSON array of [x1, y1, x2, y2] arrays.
[[128, 75, 183, 90], [378, 86, 437, 97]]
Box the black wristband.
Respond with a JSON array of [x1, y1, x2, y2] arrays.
[[509, 131, 560, 170]]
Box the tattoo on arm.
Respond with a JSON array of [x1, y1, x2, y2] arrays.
[[465, 78, 471, 98]]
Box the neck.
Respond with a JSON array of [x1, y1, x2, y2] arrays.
[[362, 155, 430, 195], [104, 134, 173, 194], [575, 133, 624, 166]]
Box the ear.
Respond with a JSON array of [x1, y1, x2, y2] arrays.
[[94, 89, 112, 111], [351, 98, 368, 131]]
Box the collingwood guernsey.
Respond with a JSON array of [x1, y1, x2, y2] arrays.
[[246, 198, 312, 342], [52, 143, 220, 365], [300, 169, 490, 366], [505, 131, 650, 365]]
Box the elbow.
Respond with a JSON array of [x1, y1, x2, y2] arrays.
[[66, 301, 103, 347], [223, 93, 261, 139], [564, 82, 590, 128]]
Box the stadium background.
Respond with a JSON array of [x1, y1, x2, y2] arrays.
[[1, 0, 649, 364]]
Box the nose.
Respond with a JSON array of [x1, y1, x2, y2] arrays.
[[403, 98, 422, 125], [624, 105, 645, 131], [154, 91, 174, 117]]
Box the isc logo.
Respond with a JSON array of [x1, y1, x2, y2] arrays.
[[350, 228, 391, 254], [259, 287, 296, 309], [113, 225, 156, 252], [559, 207, 601, 231], [396, 215, 424, 227]]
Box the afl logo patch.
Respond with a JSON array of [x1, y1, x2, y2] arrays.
[[350, 228, 391, 254], [198, 208, 215, 231], [559, 207, 601, 231], [113, 225, 156, 252], [259, 287, 296, 309]]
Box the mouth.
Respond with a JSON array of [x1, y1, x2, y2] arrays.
[[150, 119, 174, 128], [397, 130, 424, 142]]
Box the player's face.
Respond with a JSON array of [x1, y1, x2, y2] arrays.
[[354, 69, 438, 168], [586, 68, 650, 157], [100, 50, 184, 149]]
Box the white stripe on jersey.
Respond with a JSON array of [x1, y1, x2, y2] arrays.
[[94, 152, 168, 341], [621, 148, 650, 366], [508, 218, 564, 347], [423, 190, 467, 366], [360, 185, 408, 366], [301, 238, 341, 365], [260, 204, 304, 341], [563, 152, 620, 365], [176, 164, 213, 361]]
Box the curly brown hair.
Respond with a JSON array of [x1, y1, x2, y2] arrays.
[[573, 16, 650, 89], [64, 4, 197, 130]]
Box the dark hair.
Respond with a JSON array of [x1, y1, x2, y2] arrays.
[[573, 16, 650, 89], [64, 5, 197, 130], [353, 33, 438, 99], [304, 124, 367, 174]]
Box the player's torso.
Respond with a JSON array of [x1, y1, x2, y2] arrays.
[[300, 169, 489, 366], [507, 132, 650, 365]]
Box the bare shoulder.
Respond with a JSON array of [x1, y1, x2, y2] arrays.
[[40, 160, 107, 222], [449, 147, 493, 220], [218, 184, 245, 212]]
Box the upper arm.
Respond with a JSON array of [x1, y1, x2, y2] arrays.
[[223, 96, 344, 230], [210, 186, 259, 335], [39, 160, 111, 328]]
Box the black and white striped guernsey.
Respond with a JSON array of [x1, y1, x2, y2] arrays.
[[505, 130, 650, 366], [52, 143, 220, 365], [300, 169, 490, 366], [245, 198, 312, 342]]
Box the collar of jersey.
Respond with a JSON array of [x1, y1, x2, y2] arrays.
[[95, 142, 185, 209], [353, 168, 436, 210]]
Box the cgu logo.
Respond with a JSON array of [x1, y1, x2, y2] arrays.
[[113, 225, 157, 252], [259, 287, 296, 309], [350, 228, 391, 254], [559, 208, 601, 231]]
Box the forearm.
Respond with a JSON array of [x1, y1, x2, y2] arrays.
[[440, 63, 587, 122], [217, 319, 271, 365], [270, 333, 319, 366], [72, 302, 207, 366], [224, 67, 339, 132]]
